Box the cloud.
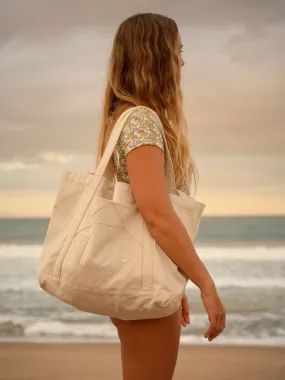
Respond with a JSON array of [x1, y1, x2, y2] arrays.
[[40, 152, 74, 164], [0, 153, 74, 171], [0, 121, 34, 132], [0, 153, 93, 192], [0, 28, 107, 161], [224, 23, 285, 67], [0, 161, 38, 171], [180, 21, 285, 157], [0, 0, 285, 44]]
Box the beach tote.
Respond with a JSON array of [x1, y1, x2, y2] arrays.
[[37, 106, 206, 320]]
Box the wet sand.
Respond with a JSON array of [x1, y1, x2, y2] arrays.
[[0, 343, 284, 380]]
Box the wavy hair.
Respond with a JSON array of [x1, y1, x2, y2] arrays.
[[97, 13, 197, 194]]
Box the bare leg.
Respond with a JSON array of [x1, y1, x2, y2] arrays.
[[110, 305, 182, 380]]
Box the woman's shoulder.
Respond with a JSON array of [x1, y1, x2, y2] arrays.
[[127, 105, 160, 122], [125, 106, 163, 131], [119, 106, 164, 155]]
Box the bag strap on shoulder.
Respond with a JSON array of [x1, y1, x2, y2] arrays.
[[95, 106, 176, 191]]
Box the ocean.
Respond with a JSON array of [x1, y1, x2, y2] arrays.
[[0, 216, 285, 346]]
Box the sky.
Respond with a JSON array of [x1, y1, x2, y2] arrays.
[[0, 0, 284, 217]]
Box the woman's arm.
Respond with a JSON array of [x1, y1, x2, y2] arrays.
[[126, 142, 226, 341], [126, 144, 214, 292]]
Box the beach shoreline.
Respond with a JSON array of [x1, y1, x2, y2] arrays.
[[0, 342, 284, 380]]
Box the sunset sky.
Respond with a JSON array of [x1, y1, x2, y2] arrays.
[[0, 1, 284, 217]]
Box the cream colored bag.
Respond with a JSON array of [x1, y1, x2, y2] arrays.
[[37, 106, 205, 320]]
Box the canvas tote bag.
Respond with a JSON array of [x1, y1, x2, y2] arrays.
[[37, 106, 206, 320]]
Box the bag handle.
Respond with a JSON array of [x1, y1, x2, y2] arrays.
[[95, 105, 176, 191]]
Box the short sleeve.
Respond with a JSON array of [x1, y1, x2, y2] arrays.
[[119, 107, 164, 156]]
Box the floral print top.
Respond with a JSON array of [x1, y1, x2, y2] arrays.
[[112, 106, 190, 195], [112, 107, 164, 184]]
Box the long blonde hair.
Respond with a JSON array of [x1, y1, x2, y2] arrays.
[[97, 13, 197, 194]]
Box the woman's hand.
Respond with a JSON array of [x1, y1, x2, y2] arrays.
[[201, 283, 226, 342], [181, 293, 190, 327]]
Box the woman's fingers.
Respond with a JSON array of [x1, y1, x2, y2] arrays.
[[208, 317, 222, 341], [208, 320, 224, 341], [181, 310, 187, 327], [183, 295, 190, 324], [181, 294, 190, 327], [201, 287, 226, 342], [204, 314, 217, 340], [214, 307, 226, 340], [217, 312, 226, 333], [182, 311, 190, 325], [205, 310, 226, 341], [182, 309, 190, 325]]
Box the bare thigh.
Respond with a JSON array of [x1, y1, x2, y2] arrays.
[[110, 305, 182, 380]]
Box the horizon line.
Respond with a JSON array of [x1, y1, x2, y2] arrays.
[[0, 214, 285, 220]]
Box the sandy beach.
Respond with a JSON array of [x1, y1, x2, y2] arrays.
[[0, 343, 284, 380]]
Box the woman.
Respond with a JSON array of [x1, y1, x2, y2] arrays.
[[97, 13, 226, 380]]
